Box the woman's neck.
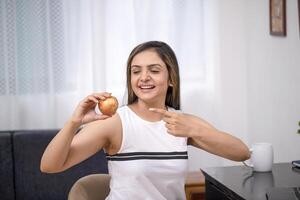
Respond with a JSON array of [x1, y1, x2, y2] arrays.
[[129, 100, 167, 122], [137, 99, 166, 110]]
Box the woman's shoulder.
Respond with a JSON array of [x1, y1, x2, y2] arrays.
[[116, 105, 131, 117], [117, 105, 128, 112], [83, 111, 122, 135]]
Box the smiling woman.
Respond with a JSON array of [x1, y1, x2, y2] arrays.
[[41, 41, 250, 200], [126, 42, 181, 110], [129, 50, 170, 109]]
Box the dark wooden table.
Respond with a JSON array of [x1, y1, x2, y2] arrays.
[[201, 163, 300, 200]]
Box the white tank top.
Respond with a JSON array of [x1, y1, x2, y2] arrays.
[[105, 106, 188, 200]]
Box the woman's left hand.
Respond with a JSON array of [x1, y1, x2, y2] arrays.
[[149, 108, 214, 137]]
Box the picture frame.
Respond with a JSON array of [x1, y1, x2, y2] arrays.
[[269, 0, 286, 36], [298, 0, 300, 36]]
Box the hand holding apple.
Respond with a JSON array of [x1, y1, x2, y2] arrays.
[[71, 92, 112, 124], [98, 96, 119, 116]]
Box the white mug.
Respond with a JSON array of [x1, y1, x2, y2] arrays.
[[243, 143, 273, 172]]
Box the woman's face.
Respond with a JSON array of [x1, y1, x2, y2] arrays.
[[130, 49, 169, 105]]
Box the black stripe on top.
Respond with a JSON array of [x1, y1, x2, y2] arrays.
[[106, 151, 188, 161]]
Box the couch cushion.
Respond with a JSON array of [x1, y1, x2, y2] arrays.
[[0, 132, 15, 200], [13, 130, 108, 200]]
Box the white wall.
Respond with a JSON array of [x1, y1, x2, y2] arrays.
[[246, 0, 300, 162], [188, 0, 300, 171], [187, 0, 250, 170]]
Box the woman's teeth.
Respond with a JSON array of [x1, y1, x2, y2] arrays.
[[140, 85, 155, 89]]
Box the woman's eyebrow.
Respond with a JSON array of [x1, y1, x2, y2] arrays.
[[147, 64, 163, 68], [131, 64, 162, 68], [131, 65, 141, 69], [130, 65, 142, 70]]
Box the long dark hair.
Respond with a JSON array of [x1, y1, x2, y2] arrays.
[[126, 41, 180, 110]]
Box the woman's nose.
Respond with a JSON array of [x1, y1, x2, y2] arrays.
[[140, 71, 150, 81]]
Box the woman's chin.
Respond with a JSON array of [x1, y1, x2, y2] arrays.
[[137, 95, 165, 105], [134, 89, 166, 103], [135, 90, 155, 98]]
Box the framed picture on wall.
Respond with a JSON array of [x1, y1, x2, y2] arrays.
[[298, 0, 300, 36], [269, 0, 286, 36]]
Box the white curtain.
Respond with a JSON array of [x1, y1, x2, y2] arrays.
[[0, 0, 236, 170], [0, 0, 207, 129]]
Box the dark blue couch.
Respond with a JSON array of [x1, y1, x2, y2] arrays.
[[0, 130, 108, 200]]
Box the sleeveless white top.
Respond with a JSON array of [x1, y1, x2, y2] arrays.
[[105, 106, 188, 200]]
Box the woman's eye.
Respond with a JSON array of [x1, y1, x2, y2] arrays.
[[150, 70, 160, 73], [132, 70, 140, 74]]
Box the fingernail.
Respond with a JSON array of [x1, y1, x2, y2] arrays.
[[149, 108, 155, 111]]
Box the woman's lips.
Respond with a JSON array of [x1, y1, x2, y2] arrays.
[[138, 85, 155, 92]]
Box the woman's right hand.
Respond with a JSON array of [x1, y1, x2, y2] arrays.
[[71, 92, 112, 125]]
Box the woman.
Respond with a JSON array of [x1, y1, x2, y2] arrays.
[[41, 41, 250, 199]]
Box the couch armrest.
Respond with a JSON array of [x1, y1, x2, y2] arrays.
[[13, 130, 108, 200], [0, 132, 15, 200]]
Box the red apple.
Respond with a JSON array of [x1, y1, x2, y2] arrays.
[[98, 96, 118, 116]]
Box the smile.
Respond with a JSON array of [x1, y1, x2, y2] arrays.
[[138, 85, 155, 90]]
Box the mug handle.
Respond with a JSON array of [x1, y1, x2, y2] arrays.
[[242, 148, 253, 168]]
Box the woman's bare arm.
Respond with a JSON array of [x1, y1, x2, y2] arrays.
[[150, 108, 250, 161], [187, 129, 250, 162], [40, 93, 120, 173]]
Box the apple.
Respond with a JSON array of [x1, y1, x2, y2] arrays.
[[98, 96, 119, 116]]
